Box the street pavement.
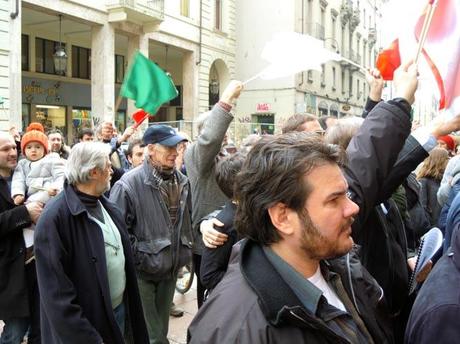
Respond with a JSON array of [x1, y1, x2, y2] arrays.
[[169, 282, 198, 344], [0, 284, 198, 344]]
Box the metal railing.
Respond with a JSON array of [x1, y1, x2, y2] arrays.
[[305, 22, 325, 40], [106, 0, 164, 14], [148, 120, 278, 146]]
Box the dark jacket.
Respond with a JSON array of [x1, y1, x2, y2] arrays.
[[200, 201, 237, 291], [0, 175, 33, 318], [404, 208, 460, 343], [419, 177, 442, 227], [110, 160, 193, 281], [189, 240, 393, 343], [347, 101, 429, 317], [34, 183, 149, 344]]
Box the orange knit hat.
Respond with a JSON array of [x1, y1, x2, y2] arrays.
[[21, 122, 48, 154], [25, 122, 45, 133]]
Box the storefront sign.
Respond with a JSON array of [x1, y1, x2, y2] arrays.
[[256, 103, 271, 112], [23, 80, 62, 104]]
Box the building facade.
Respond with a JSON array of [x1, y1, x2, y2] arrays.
[[235, 0, 387, 131], [1, 0, 236, 142]]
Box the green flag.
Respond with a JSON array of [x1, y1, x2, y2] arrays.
[[120, 51, 178, 114]]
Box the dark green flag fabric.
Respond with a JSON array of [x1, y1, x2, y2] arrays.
[[121, 51, 178, 114]]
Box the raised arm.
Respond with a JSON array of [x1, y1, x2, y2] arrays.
[[346, 60, 418, 227], [184, 81, 243, 174]]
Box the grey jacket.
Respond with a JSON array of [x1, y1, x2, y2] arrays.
[[12, 153, 66, 202], [188, 240, 393, 344], [110, 160, 193, 281], [184, 103, 234, 254]]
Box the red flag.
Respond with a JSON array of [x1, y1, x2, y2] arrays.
[[414, 0, 460, 112], [376, 39, 401, 81], [131, 109, 149, 129]]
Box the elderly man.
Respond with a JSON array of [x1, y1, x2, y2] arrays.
[[110, 125, 193, 344], [96, 121, 135, 170], [0, 132, 43, 344], [34, 142, 148, 344]]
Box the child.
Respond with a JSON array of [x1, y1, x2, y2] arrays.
[[11, 123, 66, 255]]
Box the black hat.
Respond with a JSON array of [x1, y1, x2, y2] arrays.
[[142, 125, 187, 147]]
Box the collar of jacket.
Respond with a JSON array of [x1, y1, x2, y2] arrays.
[[239, 240, 352, 342], [141, 158, 187, 188], [239, 239, 323, 325], [63, 181, 113, 216]]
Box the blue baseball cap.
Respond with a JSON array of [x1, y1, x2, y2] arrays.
[[142, 125, 187, 147]]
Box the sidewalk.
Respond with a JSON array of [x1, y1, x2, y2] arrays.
[[168, 283, 198, 344], [0, 287, 197, 344]]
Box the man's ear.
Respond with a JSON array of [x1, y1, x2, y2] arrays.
[[88, 167, 98, 179], [268, 203, 296, 236]]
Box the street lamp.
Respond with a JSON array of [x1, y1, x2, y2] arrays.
[[53, 15, 67, 75], [323, 37, 340, 54]]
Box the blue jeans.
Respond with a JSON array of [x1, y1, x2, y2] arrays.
[[0, 318, 29, 344]]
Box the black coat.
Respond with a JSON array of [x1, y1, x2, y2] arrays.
[[34, 183, 149, 344], [0, 175, 32, 318]]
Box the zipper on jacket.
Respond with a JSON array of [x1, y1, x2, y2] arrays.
[[288, 310, 349, 343], [346, 253, 361, 315]]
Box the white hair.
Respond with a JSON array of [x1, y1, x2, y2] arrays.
[[65, 142, 111, 185]]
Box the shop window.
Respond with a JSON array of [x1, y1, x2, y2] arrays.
[[71, 108, 92, 143], [35, 105, 66, 134], [72, 46, 91, 79], [170, 85, 182, 106], [252, 113, 275, 135], [36, 37, 66, 75], [22, 104, 30, 132], [115, 111, 126, 134], [115, 55, 125, 84], [22, 35, 29, 71]]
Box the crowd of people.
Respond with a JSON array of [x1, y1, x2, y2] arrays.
[[1, 59, 460, 344]]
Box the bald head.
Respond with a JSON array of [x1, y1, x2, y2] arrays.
[[0, 132, 18, 177]]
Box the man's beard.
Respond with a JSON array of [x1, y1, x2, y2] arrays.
[[299, 209, 354, 260]]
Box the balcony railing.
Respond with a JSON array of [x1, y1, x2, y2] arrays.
[[107, 0, 164, 27], [305, 22, 325, 40]]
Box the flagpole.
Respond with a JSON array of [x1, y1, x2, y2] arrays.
[[415, 0, 438, 65], [242, 70, 266, 86]]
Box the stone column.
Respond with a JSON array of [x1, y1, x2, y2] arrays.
[[91, 23, 115, 126], [8, 3, 22, 130], [182, 50, 198, 122], [126, 33, 149, 132]]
